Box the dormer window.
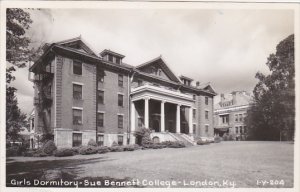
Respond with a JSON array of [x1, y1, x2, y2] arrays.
[[179, 75, 193, 86], [100, 49, 125, 65]]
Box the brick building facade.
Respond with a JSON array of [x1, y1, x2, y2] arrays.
[[29, 37, 217, 148], [214, 91, 252, 140]]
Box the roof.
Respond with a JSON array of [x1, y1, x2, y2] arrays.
[[135, 56, 181, 83], [215, 91, 252, 110], [179, 75, 193, 81], [100, 49, 125, 58]]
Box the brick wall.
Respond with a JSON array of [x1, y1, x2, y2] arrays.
[[97, 67, 129, 134]]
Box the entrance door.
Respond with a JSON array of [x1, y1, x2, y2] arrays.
[[153, 119, 160, 132]]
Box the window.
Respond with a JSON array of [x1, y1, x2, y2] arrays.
[[97, 113, 104, 127], [138, 117, 143, 128], [244, 126, 247, 133], [205, 125, 209, 133], [73, 109, 82, 125], [193, 109, 196, 118], [193, 124, 196, 134], [205, 111, 209, 120], [118, 135, 123, 145], [98, 90, 104, 104], [73, 84, 82, 100], [239, 114, 243, 122], [72, 133, 82, 147], [235, 127, 239, 134], [205, 97, 209, 105], [118, 115, 123, 129], [118, 94, 123, 107], [73, 60, 82, 75], [108, 55, 113, 62], [118, 74, 123, 87], [221, 114, 229, 124], [193, 95, 196, 100], [115, 57, 121, 64], [97, 135, 104, 146], [235, 114, 238, 122], [240, 126, 243, 134]]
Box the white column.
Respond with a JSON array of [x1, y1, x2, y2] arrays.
[[161, 101, 165, 132], [189, 107, 193, 134], [130, 101, 136, 132], [176, 104, 181, 133], [144, 98, 149, 128]]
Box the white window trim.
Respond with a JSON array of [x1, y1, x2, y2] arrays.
[[72, 81, 84, 86], [72, 107, 83, 125], [117, 92, 125, 95], [97, 111, 105, 113]]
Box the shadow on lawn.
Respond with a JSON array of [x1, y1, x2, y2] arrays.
[[7, 156, 140, 188]]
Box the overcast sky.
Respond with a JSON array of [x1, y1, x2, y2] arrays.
[[10, 8, 294, 115]]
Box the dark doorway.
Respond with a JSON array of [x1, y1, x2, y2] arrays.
[[153, 119, 160, 132]]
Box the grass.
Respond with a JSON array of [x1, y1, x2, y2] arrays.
[[6, 141, 294, 188]]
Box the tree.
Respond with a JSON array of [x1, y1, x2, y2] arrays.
[[6, 8, 33, 142], [246, 34, 295, 141]]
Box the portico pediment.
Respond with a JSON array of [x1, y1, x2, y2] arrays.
[[135, 56, 180, 83]]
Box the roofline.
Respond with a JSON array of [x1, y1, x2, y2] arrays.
[[100, 49, 125, 58], [179, 75, 193, 81]]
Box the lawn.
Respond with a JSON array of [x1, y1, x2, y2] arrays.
[[6, 141, 294, 188]]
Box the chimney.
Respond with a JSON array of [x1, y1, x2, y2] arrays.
[[221, 93, 225, 102], [196, 81, 200, 87], [232, 91, 237, 104]]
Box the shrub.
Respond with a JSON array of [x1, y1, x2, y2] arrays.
[[88, 139, 97, 147], [96, 146, 110, 154], [71, 147, 80, 154], [197, 138, 210, 145], [110, 145, 124, 152], [161, 141, 185, 148], [123, 145, 136, 151], [214, 136, 222, 143], [111, 141, 119, 147], [32, 148, 48, 157], [79, 146, 98, 155], [135, 128, 153, 146], [6, 146, 20, 157], [24, 150, 36, 157], [42, 140, 57, 155], [223, 134, 229, 141], [54, 148, 74, 157], [229, 134, 235, 141]]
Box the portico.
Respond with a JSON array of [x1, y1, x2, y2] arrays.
[[130, 83, 194, 135]]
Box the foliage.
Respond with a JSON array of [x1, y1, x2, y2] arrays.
[[161, 141, 186, 148], [42, 140, 57, 155], [78, 146, 98, 155], [214, 135, 222, 143], [6, 146, 22, 157], [6, 8, 34, 144], [246, 34, 295, 141], [88, 139, 97, 147], [54, 148, 75, 157], [110, 145, 124, 152], [96, 146, 111, 154], [135, 128, 153, 146]]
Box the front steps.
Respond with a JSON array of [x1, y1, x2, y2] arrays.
[[150, 132, 196, 146]]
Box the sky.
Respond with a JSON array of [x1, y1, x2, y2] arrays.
[[10, 8, 294, 115]]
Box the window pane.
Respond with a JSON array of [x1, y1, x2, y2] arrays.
[[205, 97, 209, 105], [97, 135, 104, 146], [205, 111, 209, 119], [108, 55, 113, 62], [193, 109, 196, 118], [73, 84, 82, 100], [118, 115, 123, 128], [118, 74, 123, 87], [73, 133, 82, 147], [73, 61, 82, 75], [116, 57, 120, 64], [73, 109, 82, 125], [97, 113, 104, 127], [118, 94, 123, 107], [98, 90, 104, 104]]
